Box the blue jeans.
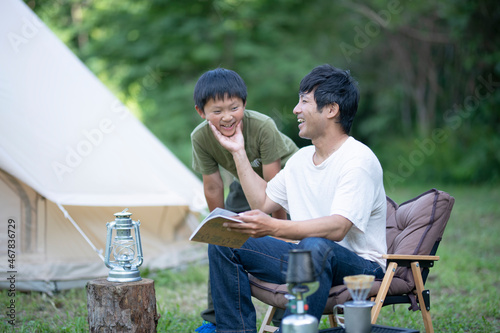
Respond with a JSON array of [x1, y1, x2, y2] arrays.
[[208, 236, 385, 333]]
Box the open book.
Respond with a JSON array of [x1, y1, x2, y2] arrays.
[[189, 207, 250, 248]]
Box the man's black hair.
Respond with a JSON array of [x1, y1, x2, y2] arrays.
[[299, 64, 360, 134], [194, 68, 247, 112]]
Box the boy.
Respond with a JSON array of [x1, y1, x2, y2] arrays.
[[191, 68, 298, 331]]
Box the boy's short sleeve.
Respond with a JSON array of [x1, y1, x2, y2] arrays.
[[258, 119, 288, 164], [244, 113, 297, 167], [191, 132, 219, 175]]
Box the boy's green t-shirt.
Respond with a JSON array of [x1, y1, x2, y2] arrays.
[[191, 110, 299, 179]]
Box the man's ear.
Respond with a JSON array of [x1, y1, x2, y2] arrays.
[[195, 105, 206, 119], [326, 103, 340, 119]]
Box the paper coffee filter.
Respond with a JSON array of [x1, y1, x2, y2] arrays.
[[343, 274, 374, 290], [344, 275, 375, 303]]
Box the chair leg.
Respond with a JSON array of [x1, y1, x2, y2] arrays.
[[258, 305, 278, 333], [411, 262, 434, 333], [371, 261, 397, 324], [328, 314, 337, 327]]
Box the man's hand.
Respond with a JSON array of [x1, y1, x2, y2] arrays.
[[209, 120, 245, 154], [224, 211, 354, 242], [209, 120, 276, 213], [223, 210, 280, 238]]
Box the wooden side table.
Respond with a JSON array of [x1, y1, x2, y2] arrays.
[[87, 278, 159, 332]]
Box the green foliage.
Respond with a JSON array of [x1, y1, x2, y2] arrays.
[[24, 0, 500, 183]]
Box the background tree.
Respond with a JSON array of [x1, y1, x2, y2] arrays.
[[26, 0, 500, 189]]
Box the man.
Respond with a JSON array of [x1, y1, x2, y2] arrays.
[[207, 64, 387, 332]]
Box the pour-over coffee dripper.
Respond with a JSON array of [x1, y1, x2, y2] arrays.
[[343, 274, 375, 303], [333, 275, 376, 332]]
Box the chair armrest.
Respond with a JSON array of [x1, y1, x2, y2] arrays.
[[383, 254, 439, 260], [382, 254, 439, 268]]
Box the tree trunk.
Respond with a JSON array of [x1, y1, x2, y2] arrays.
[[87, 278, 159, 332]]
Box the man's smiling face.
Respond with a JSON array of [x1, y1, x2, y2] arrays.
[[197, 95, 245, 137], [293, 90, 327, 140]]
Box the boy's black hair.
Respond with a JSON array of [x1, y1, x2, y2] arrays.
[[299, 64, 360, 134], [194, 68, 247, 112]]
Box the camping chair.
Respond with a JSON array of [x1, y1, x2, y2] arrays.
[[250, 188, 454, 333]]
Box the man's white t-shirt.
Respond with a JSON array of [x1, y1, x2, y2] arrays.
[[266, 137, 387, 269]]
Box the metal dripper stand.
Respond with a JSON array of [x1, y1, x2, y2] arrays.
[[282, 249, 320, 333]]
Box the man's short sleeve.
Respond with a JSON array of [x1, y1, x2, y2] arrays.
[[266, 169, 289, 212]]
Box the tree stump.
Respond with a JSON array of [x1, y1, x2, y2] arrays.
[[87, 278, 159, 332]]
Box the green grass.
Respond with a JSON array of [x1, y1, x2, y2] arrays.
[[0, 288, 88, 332], [1, 184, 499, 332]]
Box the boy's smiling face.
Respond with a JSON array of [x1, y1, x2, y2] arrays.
[[196, 95, 245, 137]]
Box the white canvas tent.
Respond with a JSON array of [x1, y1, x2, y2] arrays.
[[0, 0, 207, 293]]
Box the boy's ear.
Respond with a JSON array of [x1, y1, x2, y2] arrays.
[[195, 105, 206, 119]]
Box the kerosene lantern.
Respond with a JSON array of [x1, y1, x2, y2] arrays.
[[104, 209, 143, 282]]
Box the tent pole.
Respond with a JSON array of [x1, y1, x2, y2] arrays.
[[56, 203, 105, 261]]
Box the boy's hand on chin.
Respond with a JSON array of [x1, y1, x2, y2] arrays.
[[209, 121, 245, 154]]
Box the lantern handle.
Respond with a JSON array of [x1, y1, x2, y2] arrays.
[[104, 221, 116, 269], [133, 220, 144, 268]]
